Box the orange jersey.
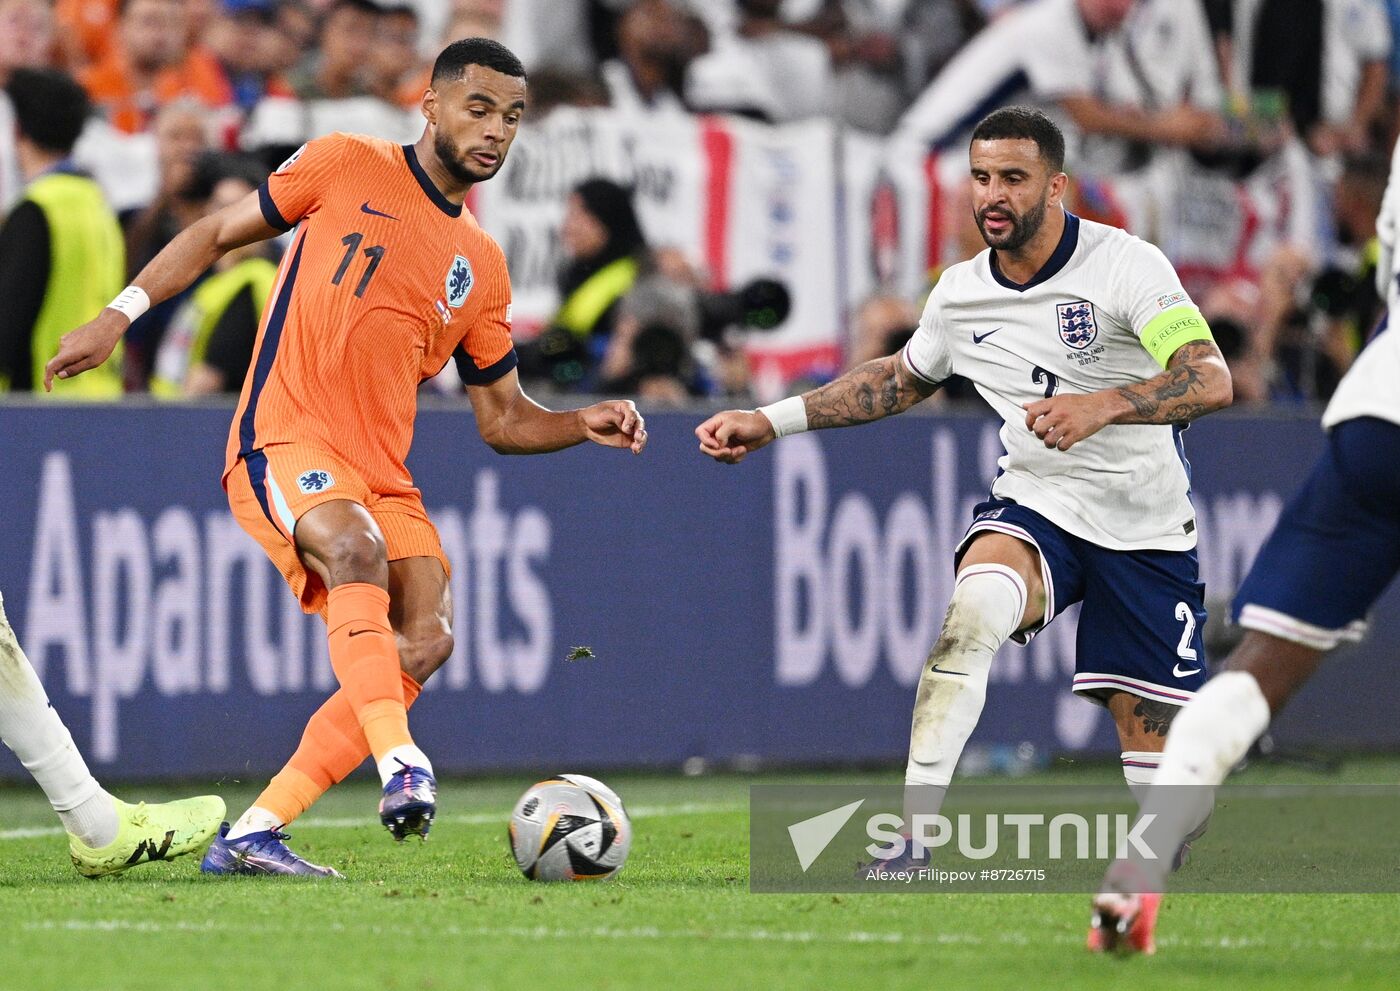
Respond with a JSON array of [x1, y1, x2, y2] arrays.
[[225, 132, 515, 492]]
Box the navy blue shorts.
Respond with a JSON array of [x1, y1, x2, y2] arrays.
[[957, 498, 1207, 707], [1235, 417, 1400, 649]]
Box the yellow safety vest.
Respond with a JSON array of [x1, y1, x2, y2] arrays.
[[152, 257, 277, 396], [555, 257, 639, 338], [19, 172, 125, 397]]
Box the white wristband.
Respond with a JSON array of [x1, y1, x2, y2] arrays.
[[107, 286, 150, 323], [757, 396, 808, 438]]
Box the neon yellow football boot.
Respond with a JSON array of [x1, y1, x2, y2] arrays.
[[68, 795, 226, 879]]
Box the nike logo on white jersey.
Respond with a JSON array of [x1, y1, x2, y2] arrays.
[[1172, 663, 1201, 678], [972, 326, 1002, 344]]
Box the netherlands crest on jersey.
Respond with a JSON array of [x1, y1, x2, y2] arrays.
[[446, 255, 473, 308], [1055, 300, 1098, 350], [297, 470, 334, 494]]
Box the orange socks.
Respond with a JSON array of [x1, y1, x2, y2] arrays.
[[254, 671, 423, 827], [326, 583, 413, 758]]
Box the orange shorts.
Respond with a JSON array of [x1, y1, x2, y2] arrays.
[[225, 443, 450, 616]]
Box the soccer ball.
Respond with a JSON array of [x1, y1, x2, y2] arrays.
[[508, 774, 631, 882]]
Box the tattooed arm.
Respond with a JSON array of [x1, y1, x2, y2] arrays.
[[696, 354, 940, 463], [1110, 340, 1234, 426], [1021, 339, 1232, 452], [804, 354, 940, 428]]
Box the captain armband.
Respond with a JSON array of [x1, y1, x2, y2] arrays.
[[1139, 306, 1214, 368]]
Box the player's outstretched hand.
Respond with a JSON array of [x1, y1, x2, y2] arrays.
[[695, 410, 776, 464], [581, 399, 647, 454], [44, 310, 128, 391], [1022, 394, 1115, 452]]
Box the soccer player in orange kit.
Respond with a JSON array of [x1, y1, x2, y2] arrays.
[[46, 38, 647, 877]]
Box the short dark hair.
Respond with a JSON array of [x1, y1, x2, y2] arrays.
[[431, 37, 527, 87], [6, 69, 91, 155], [970, 106, 1065, 173]]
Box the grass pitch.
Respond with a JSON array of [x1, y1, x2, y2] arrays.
[[2, 759, 1398, 991]]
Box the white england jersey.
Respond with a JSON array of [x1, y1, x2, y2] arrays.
[[903, 213, 1211, 552], [1322, 134, 1400, 431]]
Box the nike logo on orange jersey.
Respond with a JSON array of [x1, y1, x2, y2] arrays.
[[360, 202, 399, 220]]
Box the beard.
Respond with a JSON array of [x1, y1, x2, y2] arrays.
[[434, 129, 501, 185], [975, 195, 1048, 252]]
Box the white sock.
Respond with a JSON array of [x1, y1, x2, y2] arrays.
[[1126, 672, 1272, 884], [226, 805, 283, 840], [1155, 672, 1271, 787], [1120, 750, 1162, 806], [0, 594, 113, 844], [903, 564, 1025, 833], [377, 744, 433, 785], [60, 791, 120, 848]]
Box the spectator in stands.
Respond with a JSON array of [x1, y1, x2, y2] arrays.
[[900, 0, 986, 95], [121, 101, 216, 388], [687, 0, 833, 123], [371, 3, 424, 106], [519, 178, 649, 390], [1229, 0, 1391, 158], [598, 272, 706, 403], [796, 0, 915, 134], [1195, 276, 1268, 402], [80, 0, 234, 134], [288, 0, 379, 100], [204, 0, 296, 114], [267, 0, 318, 78], [0, 0, 56, 214], [55, 0, 119, 71], [152, 156, 277, 394], [893, 0, 1227, 165], [0, 70, 125, 396], [519, 68, 610, 119], [846, 293, 920, 368], [499, 0, 596, 76], [602, 0, 709, 114], [447, 0, 507, 40]]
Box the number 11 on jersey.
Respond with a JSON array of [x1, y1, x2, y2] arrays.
[[332, 232, 386, 298]]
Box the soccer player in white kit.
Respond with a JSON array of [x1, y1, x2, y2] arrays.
[[697, 106, 1232, 869], [1090, 133, 1400, 955], [0, 591, 225, 876]]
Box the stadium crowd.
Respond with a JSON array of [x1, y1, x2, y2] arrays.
[[0, 0, 1397, 406]]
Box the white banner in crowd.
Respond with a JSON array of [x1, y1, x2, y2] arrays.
[[470, 108, 846, 383], [70, 105, 1322, 386]]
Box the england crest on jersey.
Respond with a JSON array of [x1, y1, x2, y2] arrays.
[[1056, 300, 1098, 350], [446, 255, 473, 308]]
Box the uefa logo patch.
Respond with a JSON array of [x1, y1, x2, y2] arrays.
[[297, 469, 334, 494], [446, 255, 473, 308], [1055, 300, 1098, 350]]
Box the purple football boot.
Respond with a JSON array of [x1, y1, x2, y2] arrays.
[[379, 760, 437, 841], [200, 822, 343, 878], [856, 835, 931, 880]]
